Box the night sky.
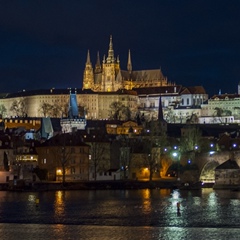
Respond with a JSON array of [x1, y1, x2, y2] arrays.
[[1, 0, 240, 96]]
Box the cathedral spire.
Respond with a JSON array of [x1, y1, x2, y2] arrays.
[[95, 51, 102, 73], [107, 35, 114, 63], [127, 49, 132, 73], [83, 49, 94, 90], [86, 49, 91, 65]]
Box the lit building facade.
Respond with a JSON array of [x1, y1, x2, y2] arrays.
[[136, 85, 208, 123], [200, 94, 240, 124], [36, 134, 90, 181], [0, 89, 139, 121]]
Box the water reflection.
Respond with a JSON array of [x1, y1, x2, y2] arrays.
[[53, 223, 68, 238], [0, 188, 239, 231], [158, 188, 171, 197], [28, 194, 35, 203], [141, 189, 151, 213], [54, 191, 65, 218]]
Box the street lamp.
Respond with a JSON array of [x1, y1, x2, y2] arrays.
[[172, 149, 181, 181]]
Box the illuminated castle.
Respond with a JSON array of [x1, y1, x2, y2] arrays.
[[83, 36, 172, 92]]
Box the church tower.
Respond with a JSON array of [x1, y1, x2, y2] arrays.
[[83, 50, 94, 90], [127, 49, 132, 74], [101, 36, 121, 92], [94, 51, 102, 74]]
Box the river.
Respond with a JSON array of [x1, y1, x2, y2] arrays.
[[0, 188, 239, 239]]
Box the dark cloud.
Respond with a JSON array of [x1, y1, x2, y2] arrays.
[[0, 0, 240, 95]]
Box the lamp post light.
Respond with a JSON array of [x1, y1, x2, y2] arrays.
[[172, 149, 181, 181]]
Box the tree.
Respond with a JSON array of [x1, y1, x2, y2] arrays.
[[39, 102, 53, 117], [10, 100, 18, 116], [164, 107, 174, 123], [139, 120, 169, 181], [188, 113, 199, 124], [120, 146, 130, 179], [214, 107, 223, 117], [178, 125, 202, 178], [224, 110, 232, 116], [140, 134, 163, 181], [59, 144, 71, 185], [90, 141, 107, 180], [49, 134, 73, 185], [180, 126, 202, 153], [233, 107, 240, 118], [121, 106, 131, 120], [109, 101, 131, 120], [213, 107, 232, 123], [160, 154, 172, 177], [0, 104, 7, 118], [60, 103, 69, 117], [10, 98, 27, 117], [51, 104, 61, 117]]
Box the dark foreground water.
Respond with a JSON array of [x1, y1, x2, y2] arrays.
[[0, 188, 240, 239]]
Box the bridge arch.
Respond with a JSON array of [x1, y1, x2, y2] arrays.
[[199, 160, 219, 183]]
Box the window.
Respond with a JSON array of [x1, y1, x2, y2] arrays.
[[150, 102, 155, 107], [71, 167, 75, 174]]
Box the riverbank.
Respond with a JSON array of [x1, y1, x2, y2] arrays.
[[3, 179, 214, 191], [11, 180, 177, 191]]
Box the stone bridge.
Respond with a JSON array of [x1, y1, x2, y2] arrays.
[[179, 150, 240, 183]]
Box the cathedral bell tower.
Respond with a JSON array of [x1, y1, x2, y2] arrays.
[[83, 50, 94, 90], [101, 36, 120, 92]]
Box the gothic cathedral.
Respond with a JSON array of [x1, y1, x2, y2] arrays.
[[83, 36, 172, 92]]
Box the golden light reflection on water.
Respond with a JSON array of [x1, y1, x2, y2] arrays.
[[142, 189, 150, 199], [202, 188, 213, 195], [159, 188, 171, 197], [52, 224, 68, 237], [141, 189, 151, 212], [140, 189, 172, 213], [54, 191, 65, 216]]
